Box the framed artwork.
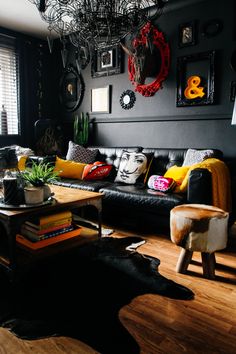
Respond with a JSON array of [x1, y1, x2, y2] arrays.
[[178, 21, 197, 48], [91, 44, 123, 78], [59, 65, 84, 111], [91, 86, 111, 113], [176, 51, 216, 107]]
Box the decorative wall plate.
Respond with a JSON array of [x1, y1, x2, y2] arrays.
[[120, 90, 136, 109]]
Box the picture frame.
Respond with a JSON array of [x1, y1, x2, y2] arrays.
[[176, 51, 216, 107], [91, 86, 111, 113], [59, 65, 84, 112], [178, 21, 196, 48], [91, 44, 123, 78]]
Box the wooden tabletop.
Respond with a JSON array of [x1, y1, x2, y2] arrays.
[[0, 185, 103, 218]]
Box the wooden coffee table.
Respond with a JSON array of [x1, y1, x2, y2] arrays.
[[0, 185, 103, 280]]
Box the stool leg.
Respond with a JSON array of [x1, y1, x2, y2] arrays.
[[176, 248, 193, 273], [201, 252, 216, 279]]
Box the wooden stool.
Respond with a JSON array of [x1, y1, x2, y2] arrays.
[[170, 204, 229, 279]]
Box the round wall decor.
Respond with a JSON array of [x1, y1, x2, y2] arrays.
[[201, 19, 223, 38], [59, 65, 85, 112], [120, 90, 136, 109]]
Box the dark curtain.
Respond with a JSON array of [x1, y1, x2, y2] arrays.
[[0, 26, 55, 150], [18, 36, 54, 150]]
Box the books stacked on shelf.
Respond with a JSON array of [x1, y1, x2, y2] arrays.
[[17, 210, 82, 250]]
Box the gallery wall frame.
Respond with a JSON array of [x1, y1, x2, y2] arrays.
[[91, 85, 111, 114], [59, 64, 84, 112], [178, 20, 197, 48], [91, 44, 123, 78], [176, 50, 216, 107]]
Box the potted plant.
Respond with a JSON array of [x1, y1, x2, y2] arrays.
[[22, 161, 60, 204]]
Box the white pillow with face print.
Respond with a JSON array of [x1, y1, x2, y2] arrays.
[[115, 151, 148, 184]]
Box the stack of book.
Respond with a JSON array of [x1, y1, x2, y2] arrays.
[[16, 210, 82, 250]]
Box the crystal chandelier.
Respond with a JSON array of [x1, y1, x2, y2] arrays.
[[28, 1, 167, 57]]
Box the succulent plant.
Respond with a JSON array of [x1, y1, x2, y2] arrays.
[[74, 112, 89, 146]]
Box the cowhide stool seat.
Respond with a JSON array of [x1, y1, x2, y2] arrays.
[[170, 204, 229, 279]]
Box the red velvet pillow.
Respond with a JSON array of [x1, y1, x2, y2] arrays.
[[82, 161, 113, 180]]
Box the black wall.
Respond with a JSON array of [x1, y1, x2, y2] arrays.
[[56, 0, 236, 158]]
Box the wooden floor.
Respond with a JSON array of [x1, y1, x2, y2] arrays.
[[0, 227, 235, 354]]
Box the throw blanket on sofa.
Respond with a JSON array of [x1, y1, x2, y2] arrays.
[[177, 158, 231, 212]]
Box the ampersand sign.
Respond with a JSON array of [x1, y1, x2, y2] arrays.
[[184, 75, 205, 99]]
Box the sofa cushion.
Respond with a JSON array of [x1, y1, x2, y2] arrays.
[[141, 148, 188, 179], [164, 165, 190, 185], [51, 178, 112, 192], [147, 175, 176, 192], [66, 141, 98, 163], [54, 157, 87, 179], [182, 149, 215, 166], [18, 155, 28, 171], [82, 162, 113, 180], [114, 151, 153, 184], [99, 184, 186, 215]]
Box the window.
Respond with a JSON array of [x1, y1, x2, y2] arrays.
[[0, 34, 19, 135]]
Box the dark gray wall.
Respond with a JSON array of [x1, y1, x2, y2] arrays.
[[59, 0, 236, 158]]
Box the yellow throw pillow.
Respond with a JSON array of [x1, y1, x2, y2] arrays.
[[18, 155, 28, 171], [54, 157, 87, 179], [164, 165, 190, 192]]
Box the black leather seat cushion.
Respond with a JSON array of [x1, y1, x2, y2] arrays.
[[100, 183, 186, 215], [52, 179, 112, 192]]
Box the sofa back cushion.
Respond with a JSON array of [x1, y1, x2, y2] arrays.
[[66, 141, 98, 163], [142, 148, 187, 177]]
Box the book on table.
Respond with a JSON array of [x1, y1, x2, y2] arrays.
[[20, 224, 74, 242], [25, 210, 73, 230], [16, 224, 82, 250], [21, 220, 73, 236]]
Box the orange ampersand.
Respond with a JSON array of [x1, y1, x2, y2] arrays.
[[184, 76, 205, 99]]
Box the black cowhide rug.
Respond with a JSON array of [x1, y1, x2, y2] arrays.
[[0, 236, 194, 353]]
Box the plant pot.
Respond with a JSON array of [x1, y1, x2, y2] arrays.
[[43, 184, 52, 201], [24, 186, 44, 205]]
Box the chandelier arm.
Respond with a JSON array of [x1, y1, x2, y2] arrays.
[[28, 0, 168, 69]]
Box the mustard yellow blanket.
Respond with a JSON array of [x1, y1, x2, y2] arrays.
[[177, 158, 231, 212]]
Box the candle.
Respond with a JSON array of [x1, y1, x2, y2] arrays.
[[3, 176, 18, 205]]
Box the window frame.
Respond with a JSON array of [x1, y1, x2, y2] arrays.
[[0, 33, 20, 136]]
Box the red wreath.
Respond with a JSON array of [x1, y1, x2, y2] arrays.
[[128, 22, 170, 97]]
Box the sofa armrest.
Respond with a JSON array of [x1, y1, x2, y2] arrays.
[[187, 168, 212, 204]]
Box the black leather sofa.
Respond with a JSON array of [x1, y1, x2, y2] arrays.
[[27, 146, 223, 233]]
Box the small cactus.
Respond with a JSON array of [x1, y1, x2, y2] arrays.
[[74, 112, 89, 146]]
